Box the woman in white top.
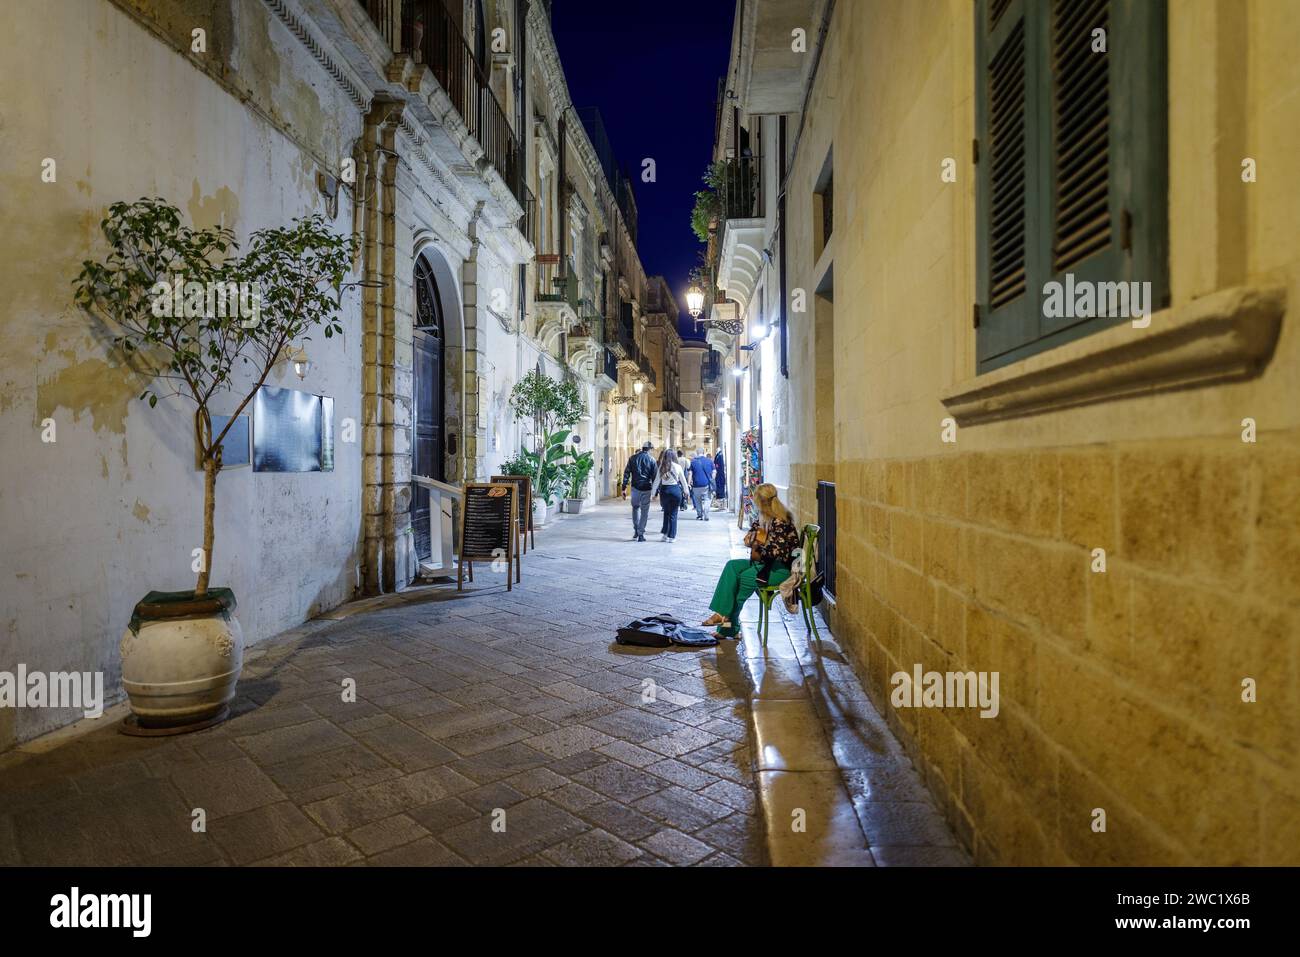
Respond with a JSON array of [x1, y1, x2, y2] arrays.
[[649, 449, 690, 542]]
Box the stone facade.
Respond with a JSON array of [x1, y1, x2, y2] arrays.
[[0, 0, 666, 750], [713, 0, 1300, 864]]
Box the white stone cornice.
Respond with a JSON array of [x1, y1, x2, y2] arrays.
[[263, 0, 373, 112]]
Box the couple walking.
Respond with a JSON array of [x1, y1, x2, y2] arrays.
[[621, 443, 716, 543]]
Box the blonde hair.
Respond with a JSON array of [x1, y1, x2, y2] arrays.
[[753, 483, 791, 526]]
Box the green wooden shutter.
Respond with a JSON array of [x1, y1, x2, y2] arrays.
[[976, 0, 1167, 373], [975, 0, 1046, 368]]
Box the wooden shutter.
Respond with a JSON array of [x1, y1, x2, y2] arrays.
[[975, 0, 1043, 366], [975, 0, 1167, 372], [1051, 0, 1110, 272], [988, 18, 1028, 308]]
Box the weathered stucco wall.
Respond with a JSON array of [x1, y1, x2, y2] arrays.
[[782, 0, 1300, 864], [0, 0, 367, 748]]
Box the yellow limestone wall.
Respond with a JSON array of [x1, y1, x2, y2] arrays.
[[783, 0, 1300, 864]]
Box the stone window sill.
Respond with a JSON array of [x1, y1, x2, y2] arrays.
[[940, 283, 1286, 426]]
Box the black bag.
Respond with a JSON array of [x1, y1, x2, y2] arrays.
[[616, 613, 718, 648]]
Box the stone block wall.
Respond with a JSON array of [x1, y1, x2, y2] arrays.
[[822, 439, 1299, 864]]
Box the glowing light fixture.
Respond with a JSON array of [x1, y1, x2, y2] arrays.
[[290, 345, 312, 380], [685, 284, 705, 318]]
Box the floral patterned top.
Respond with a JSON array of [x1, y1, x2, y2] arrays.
[[748, 518, 800, 566]]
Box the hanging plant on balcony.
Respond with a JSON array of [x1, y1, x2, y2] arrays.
[[691, 187, 720, 243]]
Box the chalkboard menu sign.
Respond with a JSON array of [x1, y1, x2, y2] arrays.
[[491, 475, 534, 553], [458, 482, 520, 591]]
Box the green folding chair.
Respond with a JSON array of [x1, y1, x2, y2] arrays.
[[756, 523, 823, 648]]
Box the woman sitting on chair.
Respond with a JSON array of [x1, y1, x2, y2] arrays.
[[702, 483, 800, 638]]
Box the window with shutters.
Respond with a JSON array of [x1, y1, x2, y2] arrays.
[[974, 0, 1168, 373]]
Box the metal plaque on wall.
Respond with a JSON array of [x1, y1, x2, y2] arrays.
[[207, 413, 251, 469], [252, 386, 334, 472]]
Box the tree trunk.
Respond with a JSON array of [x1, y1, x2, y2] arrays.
[[196, 455, 217, 597]]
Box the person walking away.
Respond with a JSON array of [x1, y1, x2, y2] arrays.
[[649, 449, 690, 542], [713, 449, 726, 508], [621, 441, 656, 542], [688, 447, 715, 521], [701, 484, 799, 638]]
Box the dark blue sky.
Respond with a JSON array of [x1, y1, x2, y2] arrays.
[[550, 0, 735, 341]]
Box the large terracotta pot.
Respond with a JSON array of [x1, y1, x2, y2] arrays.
[[120, 588, 243, 731]]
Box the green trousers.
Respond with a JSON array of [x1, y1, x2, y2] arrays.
[[709, 558, 791, 637]]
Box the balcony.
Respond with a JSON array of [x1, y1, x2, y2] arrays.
[[535, 254, 580, 352], [714, 154, 766, 314], [358, 0, 525, 206], [734, 0, 827, 115], [596, 346, 619, 391], [637, 351, 657, 389], [701, 351, 724, 395], [565, 316, 604, 384]]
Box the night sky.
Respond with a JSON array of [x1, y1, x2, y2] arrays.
[[549, 0, 736, 342]]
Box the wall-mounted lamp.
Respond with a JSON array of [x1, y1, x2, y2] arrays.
[[685, 284, 704, 319], [633, 379, 644, 396], [731, 366, 747, 377], [279, 343, 312, 380]]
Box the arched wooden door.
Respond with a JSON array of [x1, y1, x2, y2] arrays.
[[412, 254, 446, 564]]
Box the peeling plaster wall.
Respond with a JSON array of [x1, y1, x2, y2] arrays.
[[0, 0, 366, 748]]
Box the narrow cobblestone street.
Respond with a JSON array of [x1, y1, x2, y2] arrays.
[[0, 500, 967, 867]]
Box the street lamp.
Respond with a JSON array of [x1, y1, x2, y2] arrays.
[[633, 379, 644, 396], [751, 321, 767, 339], [686, 284, 704, 319]]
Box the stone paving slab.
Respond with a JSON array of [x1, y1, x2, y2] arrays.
[[728, 518, 972, 867], [0, 501, 767, 867], [1, 499, 967, 867]]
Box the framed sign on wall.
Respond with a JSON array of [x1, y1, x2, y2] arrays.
[[252, 386, 335, 473]]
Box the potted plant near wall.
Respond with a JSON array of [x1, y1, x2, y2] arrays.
[[73, 198, 356, 733], [508, 369, 585, 527], [561, 445, 594, 514]]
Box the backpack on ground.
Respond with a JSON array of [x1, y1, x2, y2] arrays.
[[616, 613, 718, 648]]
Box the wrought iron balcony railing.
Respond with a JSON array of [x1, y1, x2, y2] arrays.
[[718, 154, 763, 223], [359, 0, 524, 206], [536, 255, 578, 305]]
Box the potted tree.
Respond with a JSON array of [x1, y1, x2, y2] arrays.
[[508, 369, 585, 526], [73, 198, 356, 733], [561, 445, 594, 514]]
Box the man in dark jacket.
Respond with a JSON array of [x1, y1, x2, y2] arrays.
[[687, 447, 715, 521], [621, 441, 656, 542]]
